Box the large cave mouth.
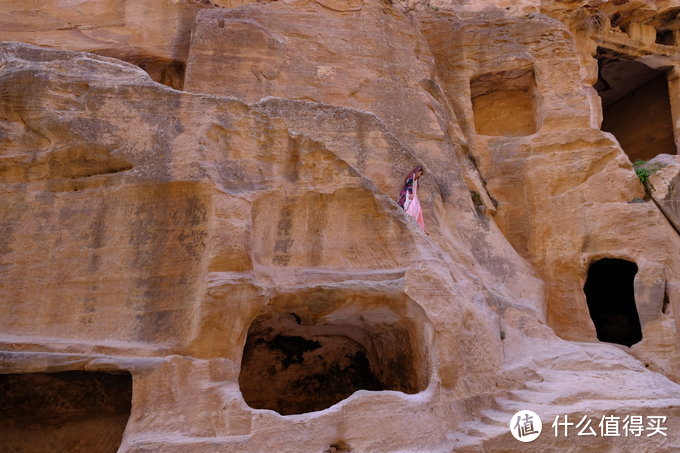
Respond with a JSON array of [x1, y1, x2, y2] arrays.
[[584, 258, 642, 347], [595, 48, 676, 161], [238, 298, 430, 416], [0, 371, 133, 453]]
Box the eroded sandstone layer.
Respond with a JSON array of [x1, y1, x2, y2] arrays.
[[1, 0, 679, 451]]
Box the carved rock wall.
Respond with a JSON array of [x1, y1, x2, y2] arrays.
[[1, 0, 680, 451], [419, 9, 680, 380]]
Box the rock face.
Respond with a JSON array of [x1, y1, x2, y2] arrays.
[[420, 8, 680, 379], [647, 154, 680, 234], [0, 0, 213, 89], [0, 0, 679, 452]]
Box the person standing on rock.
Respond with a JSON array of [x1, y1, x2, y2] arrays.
[[397, 165, 425, 231]]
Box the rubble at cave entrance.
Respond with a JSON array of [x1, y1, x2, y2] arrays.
[[239, 292, 430, 415]]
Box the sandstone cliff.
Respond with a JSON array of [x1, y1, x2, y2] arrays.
[[0, 0, 679, 452]]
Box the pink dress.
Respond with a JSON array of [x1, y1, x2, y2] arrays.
[[404, 178, 425, 231]]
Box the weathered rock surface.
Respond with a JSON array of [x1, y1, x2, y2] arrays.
[[420, 8, 680, 381], [647, 154, 680, 234], [0, 0, 214, 89], [184, 0, 464, 179], [0, 0, 679, 451]]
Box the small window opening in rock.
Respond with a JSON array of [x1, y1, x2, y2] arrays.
[[595, 48, 676, 161], [656, 29, 676, 46], [92, 51, 186, 90], [0, 371, 133, 453], [583, 258, 642, 347], [470, 67, 538, 136], [239, 300, 429, 415], [138, 58, 186, 90]]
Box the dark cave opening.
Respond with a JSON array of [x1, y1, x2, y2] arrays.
[[584, 258, 643, 347], [92, 51, 186, 90], [239, 306, 428, 416], [137, 58, 186, 90], [595, 48, 676, 161], [0, 371, 133, 453], [656, 29, 676, 46], [653, 8, 679, 46]]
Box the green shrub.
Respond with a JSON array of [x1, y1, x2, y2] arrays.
[[470, 190, 483, 207], [633, 160, 650, 183]]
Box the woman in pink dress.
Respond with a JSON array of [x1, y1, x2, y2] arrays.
[[397, 165, 425, 230]]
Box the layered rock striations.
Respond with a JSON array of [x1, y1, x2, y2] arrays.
[[0, 0, 679, 451]]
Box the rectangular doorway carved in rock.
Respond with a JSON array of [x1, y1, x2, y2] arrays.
[[470, 67, 538, 137], [595, 48, 676, 161]]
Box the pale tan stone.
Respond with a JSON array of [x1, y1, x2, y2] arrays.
[[0, 0, 216, 88], [1, 0, 680, 450], [419, 8, 680, 380], [0, 40, 515, 451]]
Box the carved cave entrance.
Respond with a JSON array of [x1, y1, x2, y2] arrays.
[[470, 66, 538, 137], [584, 258, 643, 347], [0, 371, 133, 453], [239, 294, 430, 415], [595, 48, 676, 161], [653, 8, 679, 46]]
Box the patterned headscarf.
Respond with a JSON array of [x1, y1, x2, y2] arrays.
[[397, 165, 424, 208]]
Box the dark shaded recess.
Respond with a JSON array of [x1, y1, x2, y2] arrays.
[[47, 146, 133, 179], [0, 371, 132, 453], [239, 312, 423, 416], [656, 29, 675, 46], [288, 348, 383, 413], [594, 49, 675, 161], [469, 67, 537, 137], [92, 51, 186, 90], [0, 145, 133, 185], [652, 8, 679, 45], [138, 58, 185, 90], [240, 334, 384, 415], [260, 335, 322, 369], [584, 258, 642, 347], [327, 440, 352, 452]]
